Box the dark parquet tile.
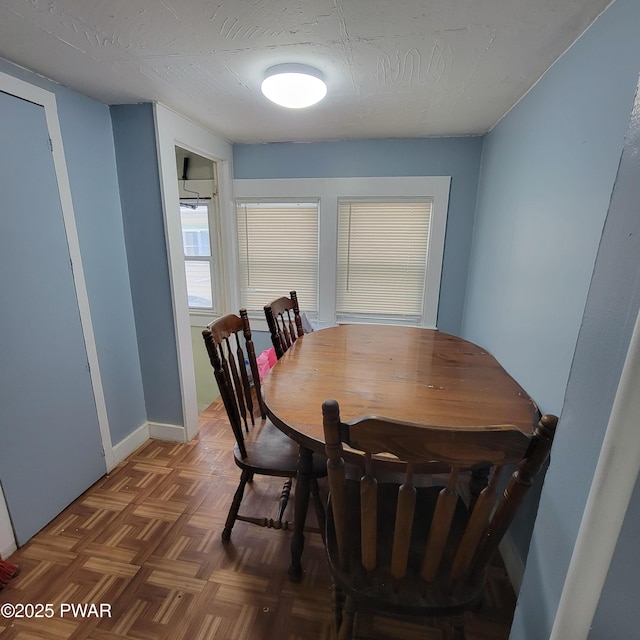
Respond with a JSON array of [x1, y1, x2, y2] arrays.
[[0, 399, 516, 639]]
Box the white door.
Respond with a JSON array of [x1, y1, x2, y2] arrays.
[[0, 89, 106, 545]]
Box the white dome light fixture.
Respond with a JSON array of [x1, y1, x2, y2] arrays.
[[261, 64, 327, 109]]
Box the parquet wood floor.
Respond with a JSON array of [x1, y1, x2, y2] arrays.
[[0, 400, 517, 639]]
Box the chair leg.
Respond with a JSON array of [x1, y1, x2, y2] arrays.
[[358, 611, 373, 637], [331, 583, 344, 632], [450, 614, 466, 640], [222, 469, 251, 541], [338, 596, 356, 640], [310, 477, 326, 544]]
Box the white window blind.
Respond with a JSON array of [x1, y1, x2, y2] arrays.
[[236, 199, 319, 314], [336, 198, 432, 324]]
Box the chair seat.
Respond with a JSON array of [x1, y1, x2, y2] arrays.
[[233, 418, 327, 478], [326, 484, 484, 617]]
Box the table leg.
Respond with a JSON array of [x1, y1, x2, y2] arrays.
[[289, 444, 312, 582]]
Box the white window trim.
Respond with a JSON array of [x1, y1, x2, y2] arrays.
[[180, 198, 226, 326], [233, 176, 450, 329]]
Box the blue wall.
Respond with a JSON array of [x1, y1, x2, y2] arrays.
[[459, 0, 640, 637], [462, 0, 640, 417], [110, 104, 184, 427], [0, 58, 146, 445], [586, 83, 640, 640], [234, 137, 483, 335], [567, 81, 640, 639], [517, 76, 640, 640]]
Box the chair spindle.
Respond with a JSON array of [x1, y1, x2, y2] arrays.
[[451, 465, 503, 581], [360, 453, 378, 571], [391, 464, 416, 580], [421, 468, 460, 581]]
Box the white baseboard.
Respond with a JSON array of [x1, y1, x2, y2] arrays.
[[0, 488, 16, 560], [112, 421, 187, 464], [148, 422, 187, 443], [1, 541, 17, 561], [112, 422, 150, 465], [499, 532, 525, 594]]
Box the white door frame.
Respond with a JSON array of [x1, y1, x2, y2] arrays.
[[153, 104, 236, 441]]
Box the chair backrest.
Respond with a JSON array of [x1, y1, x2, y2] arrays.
[[263, 291, 304, 359], [202, 310, 264, 459], [322, 398, 557, 607]]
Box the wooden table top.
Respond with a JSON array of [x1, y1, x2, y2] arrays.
[[261, 324, 539, 452]]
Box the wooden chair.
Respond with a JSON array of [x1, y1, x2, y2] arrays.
[[264, 290, 304, 359], [202, 310, 326, 541], [322, 398, 558, 640]]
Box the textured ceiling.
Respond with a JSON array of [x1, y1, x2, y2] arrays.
[[0, 0, 612, 143]]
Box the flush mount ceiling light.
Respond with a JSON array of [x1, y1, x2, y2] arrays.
[[261, 64, 327, 109]]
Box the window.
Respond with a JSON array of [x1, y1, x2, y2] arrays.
[[180, 201, 221, 311], [233, 177, 449, 328], [235, 199, 319, 314], [337, 199, 432, 325]]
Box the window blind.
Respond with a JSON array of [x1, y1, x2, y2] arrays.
[[236, 199, 319, 313], [336, 199, 432, 324]]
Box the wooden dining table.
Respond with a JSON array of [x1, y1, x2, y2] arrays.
[[261, 324, 539, 581]]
